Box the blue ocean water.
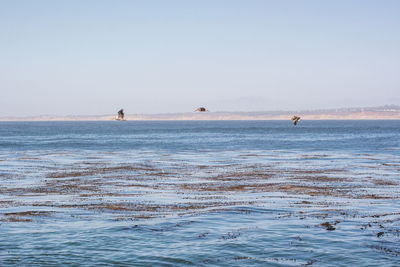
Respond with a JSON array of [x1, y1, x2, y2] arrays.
[[0, 120, 399, 266]]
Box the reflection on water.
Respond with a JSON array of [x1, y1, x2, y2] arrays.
[[0, 121, 400, 266]]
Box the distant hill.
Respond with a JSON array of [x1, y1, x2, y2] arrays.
[[1, 105, 400, 121]]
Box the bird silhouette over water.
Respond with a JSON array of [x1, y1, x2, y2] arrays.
[[291, 116, 301, 125], [115, 109, 125, 121], [195, 107, 208, 112]]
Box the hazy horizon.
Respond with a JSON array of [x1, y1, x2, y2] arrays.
[[1, 104, 400, 121], [1, 0, 400, 117]]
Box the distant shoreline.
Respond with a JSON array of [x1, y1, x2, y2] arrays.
[[1, 106, 400, 121], [1, 113, 400, 122]]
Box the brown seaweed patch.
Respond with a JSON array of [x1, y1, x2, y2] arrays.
[[133, 214, 156, 219], [0, 200, 14, 207], [30, 183, 100, 194], [91, 204, 135, 211], [79, 192, 144, 197], [198, 232, 209, 238], [147, 171, 176, 177], [180, 182, 274, 192], [212, 170, 274, 181], [285, 169, 329, 175], [61, 201, 254, 215], [117, 183, 153, 188], [4, 211, 53, 217], [46, 164, 159, 179], [357, 194, 394, 200], [361, 212, 400, 219], [297, 176, 348, 182], [234, 256, 255, 260], [47, 171, 92, 178], [370, 245, 400, 256], [294, 201, 313, 205], [182, 195, 227, 201], [373, 179, 398, 186], [0, 217, 32, 222], [114, 214, 157, 221], [302, 259, 317, 266], [239, 153, 260, 157], [180, 180, 358, 197], [197, 165, 211, 169], [320, 222, 336, 231], [381, 163, 400, 167], [17, 157, 42, 160], [278, 185, 329, 193], [221, 231, 241, 239], [1, 210, 53, 223]]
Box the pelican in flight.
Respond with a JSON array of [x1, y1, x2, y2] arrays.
[[115, 109, 126, 121], [291, 116, 301, 125], [195, 107, 208, 112]]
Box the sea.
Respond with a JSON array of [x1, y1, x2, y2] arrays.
[[0, 120, 399, 266]]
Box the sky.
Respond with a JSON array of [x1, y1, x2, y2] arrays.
[[1, 0, 400, 116]]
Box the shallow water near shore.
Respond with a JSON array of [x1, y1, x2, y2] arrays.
[[1, 120, 400, 266]]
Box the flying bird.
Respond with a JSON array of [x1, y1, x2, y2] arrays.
[[195, 107, 208, 112], [115, 109, 126, 121], [291, 116, 301, 125]]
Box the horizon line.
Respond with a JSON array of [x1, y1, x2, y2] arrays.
[[1, 104, 400, 119]]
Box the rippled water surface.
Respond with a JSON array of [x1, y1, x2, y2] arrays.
[[1, 121, 400, 266]]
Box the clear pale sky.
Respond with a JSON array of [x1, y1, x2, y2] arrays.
[[1, 0, 399, 116]]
